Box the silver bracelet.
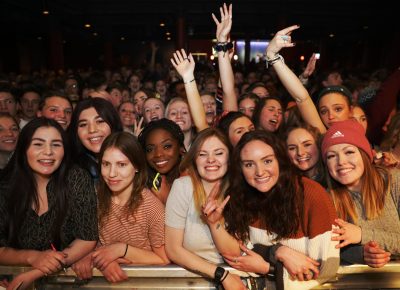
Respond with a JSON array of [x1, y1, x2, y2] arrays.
[[183, 78, 196, 84], [266, 54, 284, 68]]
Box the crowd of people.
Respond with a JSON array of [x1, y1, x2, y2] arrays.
[[0, 3, 399, 290]]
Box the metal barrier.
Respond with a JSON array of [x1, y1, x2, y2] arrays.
[[1, 262, 400, 289]]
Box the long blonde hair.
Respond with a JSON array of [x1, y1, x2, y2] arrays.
[[179, 128, 231, 215], [328, 150, 388, 222]]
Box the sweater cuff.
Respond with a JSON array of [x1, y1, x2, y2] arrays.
[[361, 227, 374, 245]]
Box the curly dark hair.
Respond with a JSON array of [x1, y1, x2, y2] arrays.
[[224, 130, 304, 242]]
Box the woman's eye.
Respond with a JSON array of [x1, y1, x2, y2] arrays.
[[164, 144, 172, 149], [264, 159, 272, 164], [335, 107, 343, 112], [319, 109, 327, 115], [78, 123, 87, 128], [288, 146, 296, 151], [327, 154, 335, 160]]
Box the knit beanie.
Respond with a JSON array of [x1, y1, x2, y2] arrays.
[[321, 119, 373, 162]]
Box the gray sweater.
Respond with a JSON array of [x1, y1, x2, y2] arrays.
[[351, 169, 400, 254]]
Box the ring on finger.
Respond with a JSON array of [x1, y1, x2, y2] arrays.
[[281, 35, 290, 41], [234, 257, 238, 263]]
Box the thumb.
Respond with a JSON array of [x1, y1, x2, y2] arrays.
[[239, 243, 253, 255]]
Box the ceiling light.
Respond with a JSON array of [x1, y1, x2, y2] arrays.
[[160, 22, 165, 27], [84, 23, 91, 28]]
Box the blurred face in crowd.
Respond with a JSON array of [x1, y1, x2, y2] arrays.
[[252, 86, 269, 98], [133, 90, 148, 116], [228, 116, 255, 147], [109, 88, 123, 108], [156, 80, 167, 97], [118, 102, 136, 128], [323, 72, 343, 87], [0, 116, 19, 153], [0, 92, 17, 117], [259, 99, 283, 132], [286, 128, 319, 175], [351, 106, 368, 133], [37, 96, 73, 130], [166, 100, 192, 133], [129, 75, 141, 93], [143, 98, 165, 124], [200, 94, 217, 126], [20, 91, 41, 120], [239, 97, 256, 118]]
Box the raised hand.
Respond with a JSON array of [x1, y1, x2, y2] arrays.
[[212, 3, 232, 43], [224, 243, 270, 274], [170, 49, 195, 82], [133, 116, 144, 137], [331, 218, 362, 248], [265, 25, 299, 59], [302, 53, 318, 79], [201, 181, 230, 225]]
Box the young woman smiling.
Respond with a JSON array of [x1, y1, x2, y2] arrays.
[[322, 119, 399, 258], [72, 132, 169, 282], [0, 118, 97, 290]]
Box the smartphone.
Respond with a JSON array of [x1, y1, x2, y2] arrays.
[[315, 53, 321, 59]]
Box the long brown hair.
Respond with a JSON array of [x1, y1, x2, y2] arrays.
[[328, 150, 388, 222], [97, 132, 148, 227], [224, 130, 304, 241], [179, 127, 232, 215]]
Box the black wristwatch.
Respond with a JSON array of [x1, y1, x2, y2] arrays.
[[214, 266, 226, 284]]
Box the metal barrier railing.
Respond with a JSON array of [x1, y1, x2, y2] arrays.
[[1, 262, 400, 289]]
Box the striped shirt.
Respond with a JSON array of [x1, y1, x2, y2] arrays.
[[99, 189, 165, 250]]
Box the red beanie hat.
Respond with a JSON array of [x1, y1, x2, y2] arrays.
[[321, 119, 373, 162]]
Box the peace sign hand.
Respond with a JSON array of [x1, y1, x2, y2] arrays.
[[202, 181, 230, 225]]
